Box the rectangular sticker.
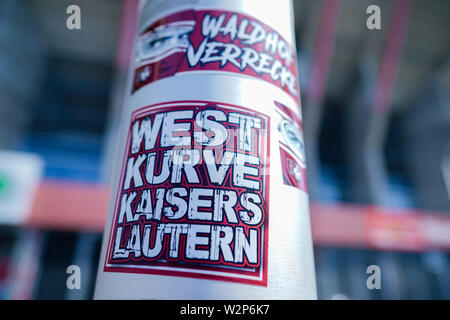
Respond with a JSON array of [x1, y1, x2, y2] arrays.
[[133, 9, 299, 104], [104, 100, 270, 286], [274, 101, 307, 192]]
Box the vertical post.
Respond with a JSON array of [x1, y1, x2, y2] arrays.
[[95, 0, 316, 299], [372, 0, 413, 114], [9, 230, 44, 300]]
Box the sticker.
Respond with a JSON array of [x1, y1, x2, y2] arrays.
[[104, 100, 270, 286], [274, 101, 307, 192], [133, 10, 299, 103]]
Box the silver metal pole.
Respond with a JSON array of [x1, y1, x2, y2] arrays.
[[95, 0, 316, 299]]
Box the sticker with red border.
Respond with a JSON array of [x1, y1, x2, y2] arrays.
[[133, 9, 299, 104], [104, 100, 270, 286], [274, 101, 307, 192]]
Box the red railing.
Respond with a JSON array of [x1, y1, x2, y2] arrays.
[[27, 180, 450, 252]]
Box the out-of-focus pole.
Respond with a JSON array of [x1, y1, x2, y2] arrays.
[[302, 0, 341, 200], [95, 0, 316, 299]]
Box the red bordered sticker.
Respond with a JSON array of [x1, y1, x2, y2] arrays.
[[274, 101, 307, 192], [133, 10, 299, 103], [104, 100, 270, 286]]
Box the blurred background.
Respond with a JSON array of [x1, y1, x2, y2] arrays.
[[0, 0, 449, 299]]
